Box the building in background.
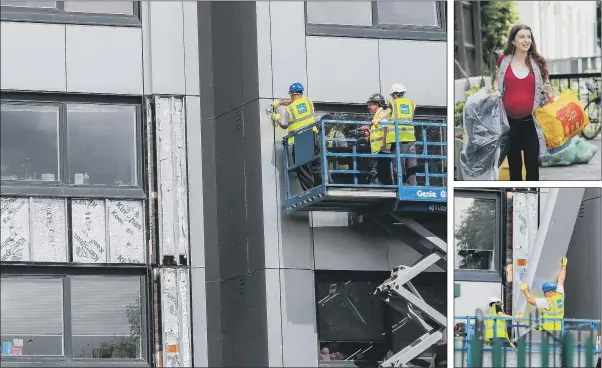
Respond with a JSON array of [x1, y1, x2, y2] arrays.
[[0, 1, 447, 367]]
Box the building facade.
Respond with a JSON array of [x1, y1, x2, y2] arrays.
[[0, 1, 447, 367]]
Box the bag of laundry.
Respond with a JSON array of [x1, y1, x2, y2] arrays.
[[460, 88, 510, 180], [534, 90, 590, 149], [541, 136, 598, 167]]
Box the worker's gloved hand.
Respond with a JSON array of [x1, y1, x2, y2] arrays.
[[271, 101, 280, 108], [520, 282, 528, 291], [271, 113, 281, 121], [561, 256, 568, 266]]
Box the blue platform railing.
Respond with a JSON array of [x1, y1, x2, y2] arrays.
[[282, 119, 447, 213]]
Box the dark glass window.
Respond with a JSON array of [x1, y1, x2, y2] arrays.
[[454, 196, 497, 270]]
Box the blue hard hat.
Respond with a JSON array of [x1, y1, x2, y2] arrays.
[[542, 282, 557, 292], [289, 82, 304, 94]]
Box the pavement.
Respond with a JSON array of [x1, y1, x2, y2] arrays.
[[540, 135, 601, 181]]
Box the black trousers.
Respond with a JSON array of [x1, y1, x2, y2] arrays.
[[371, 143, 418, 186], [292, 145, 315, 191], [507, 116, 540, 181]]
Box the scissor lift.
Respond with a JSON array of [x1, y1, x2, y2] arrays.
[[282, 119, 448, 215]]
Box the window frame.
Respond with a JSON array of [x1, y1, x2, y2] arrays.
[[305, 1, 447, 41], [454, 190, 503, 282], [0, 267, 150, 367], [0, 1, 141, 27], [0, 93, 146, 200]]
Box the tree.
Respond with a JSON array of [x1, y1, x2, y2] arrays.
[[480, 1, 520, 76], [454, 200, 496, 269]]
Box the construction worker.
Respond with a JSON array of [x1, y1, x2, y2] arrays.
[[272, 82, 319, 191], [484, 296, 515, 347], [321, 114, 350, 184], [365, 93, 391, 185], [520, 256, 567, 332], [373, 84, 418, 186]]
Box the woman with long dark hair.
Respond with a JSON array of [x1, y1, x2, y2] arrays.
[[494, 24, 552, 181]]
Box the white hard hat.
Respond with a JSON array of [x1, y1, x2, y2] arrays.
[[390, 83, 406, 95], [489, 296, 502, 304]]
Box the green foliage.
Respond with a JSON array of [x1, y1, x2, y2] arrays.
[[454, 199, 496, 269], [455, 85, 482, 127], [480, 1, 520, 75]]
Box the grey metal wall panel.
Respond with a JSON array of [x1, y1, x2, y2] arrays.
[[147, 1, 186, 95], [204, 281, 223, 366], [0, 22, 66, 92], [210, 2, 244, 117], [183, 1, 201, 96], [190, 267, 208, 367], [565, 197, 601, 321], [257, 99, 283, 270], [264, 268, 284, 366], [387, 238, 437, 271], [240, 2, 260, 105], [215, 108, 248, 279], [140, 1, 152, 94], [186, 96, 205, 268], [65, 25, 143, 95], [220, 273, 269, 367], [269, 2, 308, 99], [313, 226, 389, 271], [255, 3, 274, 99], [241, 101, 267, 274], [279, 268, 319, 367], [583, 187, 601, 200], [379, 39, 446, 107], [306, 36, 380, 103], [280, 211, 314, 269]]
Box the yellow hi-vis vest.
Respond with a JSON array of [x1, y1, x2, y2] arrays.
[[387, 97, 416, 143], [370, 108, 387, 153], [484, 306, 510, 341], [285, 97, 318, 145], [327, 129, 349, 170], [539, 294, 565, 331]]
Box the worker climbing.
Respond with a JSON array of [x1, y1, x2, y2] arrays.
[[365, 93, 390, 185], [271, 82, 320, 191], [520, 256, 567, 332], [373, 83, 419, 186], [484, 296, 516, 347]]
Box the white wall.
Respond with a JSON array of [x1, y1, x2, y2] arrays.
[[516, 1, 599, 60], [455, 281, 503, 317]]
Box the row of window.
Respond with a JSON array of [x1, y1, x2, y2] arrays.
[[0, 98, 142, 197], [0, 1, 445, 41], [0, 273, 145, 361]]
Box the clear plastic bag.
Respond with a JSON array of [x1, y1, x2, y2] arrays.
[[459, 89, 510, 180], [540, 136, 598, 167]]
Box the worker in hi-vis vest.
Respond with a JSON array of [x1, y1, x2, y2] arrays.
[[365, 93, 391, 185], [485, 296, 516, 348], [372, 84, 418, 186], [320, 114, 350, 184], [520, 256, 567, 332], [272, 82, 319, 191]]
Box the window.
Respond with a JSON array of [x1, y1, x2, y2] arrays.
[[316, 271, 446, 364], [0, 1, 140, 26], [0, 273, 146, 364], [306, 1, 446, 41], [454, 191, 502, 281], [1, 96, 143, 198]]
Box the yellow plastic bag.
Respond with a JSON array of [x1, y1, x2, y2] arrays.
[[534, 90, 590, 149]]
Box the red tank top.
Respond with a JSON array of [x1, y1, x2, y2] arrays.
[[497, 55, 535, 119]]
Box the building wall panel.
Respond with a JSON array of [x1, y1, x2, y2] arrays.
[[0, 197, 31, 262], [31, 197, 68, 263], [65, 25, 143, 95], [107, 200, 146, 264], [71, 199, 107, 263], [0, 22, 66, 92]]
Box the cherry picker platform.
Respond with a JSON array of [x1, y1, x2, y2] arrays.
[[282, 119, 447, 215]]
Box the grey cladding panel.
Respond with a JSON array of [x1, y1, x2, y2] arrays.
[[240, 1, 260, 105], [66, 25, 142, 94], [210, 2, 244, 117], [147, 1, 186, 95], [186, 96, 205, 268], [269, 2, 308, 98], [306, 36, 380, 103], [0, 22, 66, 92], [215, 108, 248, 280], [379, 39, 446, 107], [255, 3, 274, 98], [183, 1, 201, 96], [190, 267, 208, 367], [313, 222, 388, 271], [280, 269, 319, 367]]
